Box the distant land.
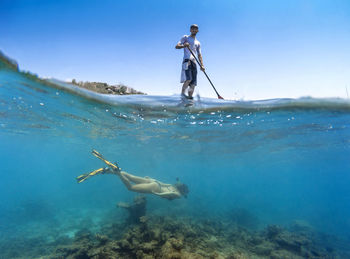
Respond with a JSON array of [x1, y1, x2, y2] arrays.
[[70, 80, 145, 95], [0, 50, 146, 95]]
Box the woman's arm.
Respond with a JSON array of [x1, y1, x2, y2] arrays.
[[156, 181, 172, 187], [152, 191, 181, 200]]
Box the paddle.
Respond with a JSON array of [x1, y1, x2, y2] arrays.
[[186, 46, 224, 100]]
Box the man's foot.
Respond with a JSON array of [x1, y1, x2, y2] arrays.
[[181, 93, 193, 100]]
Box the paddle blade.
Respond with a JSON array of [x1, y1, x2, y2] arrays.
[[218, 95, 224, 100]]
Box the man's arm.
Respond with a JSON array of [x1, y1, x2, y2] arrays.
[[175, 42, 190, 49], [198, 54, 205, 71]]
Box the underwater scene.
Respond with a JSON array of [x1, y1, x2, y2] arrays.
[[1, 62, 350, 259]]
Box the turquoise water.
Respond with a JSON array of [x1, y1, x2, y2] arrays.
[[1, 64, 350, 257]]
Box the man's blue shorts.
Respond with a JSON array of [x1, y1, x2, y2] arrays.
[[183, 59, 197, 87]]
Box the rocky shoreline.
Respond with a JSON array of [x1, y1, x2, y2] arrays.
[[0, 50, 145, 96], [70, 79, 145, 95]]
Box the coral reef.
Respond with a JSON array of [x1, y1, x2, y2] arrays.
[[47, 216, 339, 259], [0, 197, 347, 258]]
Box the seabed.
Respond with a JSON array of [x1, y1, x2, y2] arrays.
[[0, 195, 347, 259]]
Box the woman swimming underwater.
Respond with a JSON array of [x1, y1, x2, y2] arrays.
[[77, 150, 189, 200]]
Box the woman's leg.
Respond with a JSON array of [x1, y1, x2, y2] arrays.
[[118, 173, 159, 193], [120, 171, 153, 184], [129, 182, 159, 193], [118, 172, 133, 190]]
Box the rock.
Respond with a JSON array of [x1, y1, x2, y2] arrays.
[[74, 229, 93, 243], [140, 240, 158, 252], [0, 50, 19, 71], [252, 243, 273, 256], [169, 237, 184, 250], [140, 216, 148, 223], [226, 251, 249, 259], [290, 220, 313, 233], [71, 80, 146, 95], [117, 239, 132, 250], [270, 250, 301, 259], [161, 239, 182, 259], [95, 234, 109, 245], [117, 195, 147, 224], [248, 235, 263, 245], [266, 225, 283, 240], [274, 232, 310, 254]]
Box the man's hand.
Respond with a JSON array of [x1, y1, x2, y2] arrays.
[[200, 65, 205, 71], [175, 42, 190, 49]]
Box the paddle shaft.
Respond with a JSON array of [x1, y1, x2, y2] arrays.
[[186, 46, 223, 99]]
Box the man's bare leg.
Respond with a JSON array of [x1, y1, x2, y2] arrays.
[[188, 85, 195, 98], [181, 80, 191, 95]]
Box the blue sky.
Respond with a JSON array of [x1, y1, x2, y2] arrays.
[[1, 0, 350, 100]]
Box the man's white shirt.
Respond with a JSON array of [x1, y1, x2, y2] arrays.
[[179, 35, 201, 61]]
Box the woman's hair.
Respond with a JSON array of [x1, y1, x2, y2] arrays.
[[174, 182, 189, 198]]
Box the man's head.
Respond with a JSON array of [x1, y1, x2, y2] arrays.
[[190, 24, 199, 36]]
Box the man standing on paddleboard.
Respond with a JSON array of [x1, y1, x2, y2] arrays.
[[176, 24, 205, 100]]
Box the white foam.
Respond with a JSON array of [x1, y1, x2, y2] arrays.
[[47, 78, 350, 111]]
